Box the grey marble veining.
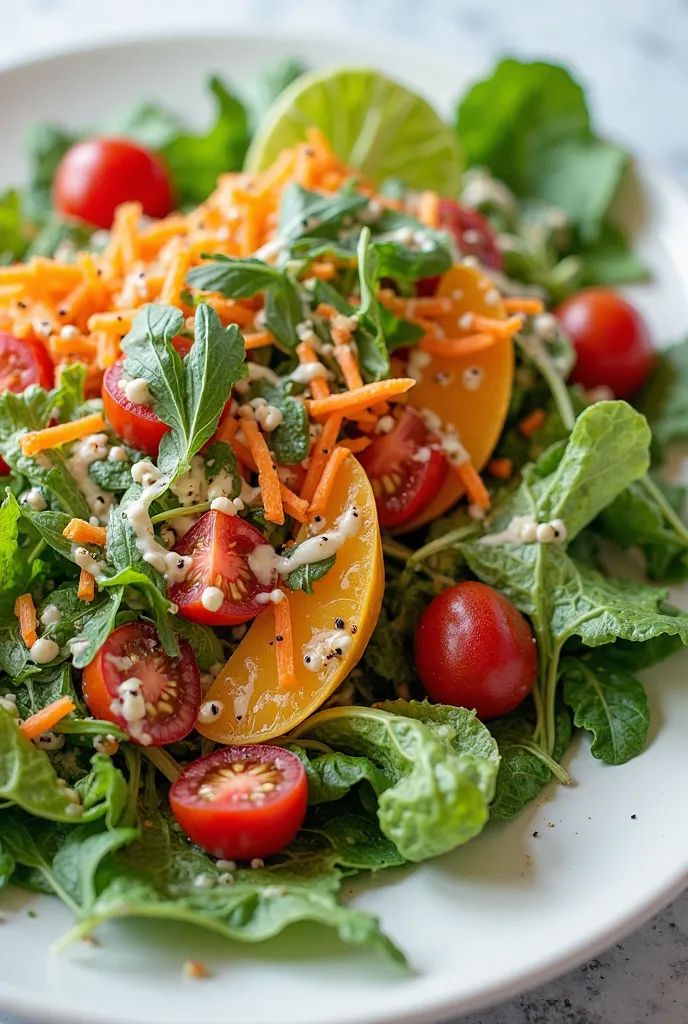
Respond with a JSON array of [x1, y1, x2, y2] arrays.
[[1, 2, 688, 1022]]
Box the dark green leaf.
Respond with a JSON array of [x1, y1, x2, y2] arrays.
[[187, 256, 283, 298], [284, 554, 336, 594], [251, 379, 310, 464], [636, 339, 688, 453]]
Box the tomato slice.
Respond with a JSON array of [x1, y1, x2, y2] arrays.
[[0, 333, 55, 473], [170, 511, 278, 626], [168, 745, 307, 864], [82, 622, 201, 746], [170, 744, 308, 860], [359, 408, 448, 528], [102, 357, 168, 457]]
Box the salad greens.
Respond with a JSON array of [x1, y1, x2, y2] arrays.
[[0, 54, 687, 972]]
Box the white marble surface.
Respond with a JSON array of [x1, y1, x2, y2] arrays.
[[1, 2, 688, 1022]]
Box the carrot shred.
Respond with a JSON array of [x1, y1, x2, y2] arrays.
[[519, 408, 547, 438], [308, 445, 351, 518], [20, 412, 106, 457], [14, 594, 37, 649], [77, 569, 96, 602], [504, 297, 546, 316], [419, 333, 496, 358], [487, 457, 513, 480], [204, 297, 255, 327], [160, 249, 191, 307], [274, 592, 297, 688], [243, 331, 274, 350], [301, 413, 342, 505], [279, 482, 309, 523], [87, 311, 136, 334], [456, 460, 491, 510], [241, 419, 284, 525], [62, 518, 107, 546], [306, 378, 416, 419], [382, 293, 452, 318], [417, 190, 440, 228], [20, 696, 76, 741], [334, 344, 364, 390], [468, 314, 524, 339], [309, 261, 337, 281], [338, 435, 372, 453], [296, 341, 330, 400]]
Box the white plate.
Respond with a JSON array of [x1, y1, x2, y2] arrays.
[[1, 31, 688, 1024]]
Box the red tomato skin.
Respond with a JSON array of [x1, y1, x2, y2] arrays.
[[170, 745, 308, 860], [170, 511, 278, 626], [414, 581, 537, 720], [53, 138, 174, 229], [437, 199, 503, 271], [555, 287, 655, 399], [82, 622, 201, 746], [359, 408, 448, 529], [0, 333, 54, 472], [102, 358, 168, 457]]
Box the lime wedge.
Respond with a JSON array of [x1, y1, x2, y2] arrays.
[[245, 67, 463, 196]]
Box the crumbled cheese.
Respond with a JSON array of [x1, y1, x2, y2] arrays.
[[40, 604, 61, 626], [210, 496, 237, 515], [108, 446, 129, 462], [127, 461, 193, 585], [302, 628, 354, 674], [193, 874, 216, 890], [375, 415, 395, 434], [201, 587, 224, 612], [34, 731, 65, 751], [254, 403, 284, 432], [29, 637, 59, 664], [22, 487, 47, 512], [411, 446, 432, 464], [123, 378, 152, 406], [250, 858, 264, 870], [59, 324, 79, 340]]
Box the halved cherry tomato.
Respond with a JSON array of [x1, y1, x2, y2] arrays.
[[555, 287, 655, 399], [53, 138, 174, 229], [170, 744, 308, 860], [359, 408, 448, 528], [414, 582, 536, 720], [82, 622, 201, 746], [170, 511, 277, 626], [102, 357, 168, 457], [0, 333, 55, 472]]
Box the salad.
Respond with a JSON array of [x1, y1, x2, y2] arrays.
[[0, 56, 686, 969]]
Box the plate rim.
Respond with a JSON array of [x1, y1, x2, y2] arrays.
[[0, 29, 687, 1024]]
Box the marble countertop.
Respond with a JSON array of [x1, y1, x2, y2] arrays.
[[2, 2, 688, 1023]]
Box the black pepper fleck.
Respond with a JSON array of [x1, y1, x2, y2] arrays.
[[351, 624, 358, 634], [275, 634, 283, 642], [631, 813, 637, 820], [334, 617, 344, 629], [532, 831, 539, 837]]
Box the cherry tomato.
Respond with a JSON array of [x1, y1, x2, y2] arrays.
[[0, 333, 54, 472], [169, 744, 308, 860], [414, 581, 536, 720], [359, 408, 448, 528], [82, 622, 201, 746], [102, 357, 168, 457], [53, 138, 174, 229], [555, 287, 655, 399], [438, 198, 503, 271], [170, 510, 278, 626]]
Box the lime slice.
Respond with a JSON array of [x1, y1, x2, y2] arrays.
[[245, 67, 463, 196]]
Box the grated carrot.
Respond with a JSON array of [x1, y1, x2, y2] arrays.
[[279, 482, 309, 523], [504, 297, 546, 316], [62, 518, 107, 546], [300, 413, 342, 505], [273, 592, 297, 688], [338, 435, 372, 453], [95, 331, 120, 369], [14, 594, 37, 649], [77, 569, 96, 602], [241, 419, 284, 525], [160, 249, 191, 307], [243, 331, 274, 350], [20, 696, 76, 741], [205, 297, 255, 327], [296, 341, 330, 400], [309, 261, 337, 281], [383, 293, 452, 318], [467, 314, 523, 338], [306, 378, 416, 419], [114, 202, 142, 272], [87, 311, 136, 335], [419, 333, 496, 358], [417, 190, 440, 228], [20, 412, 106, 457], [456, 460, 491, 510], [308, 445, 351, 519], [487, 457, 513, 480], [334, 344, 363, 390], [49, 333, 98, 359], [519, 408, 547, 438]]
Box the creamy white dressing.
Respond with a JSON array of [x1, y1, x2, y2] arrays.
[[201, 586, 224, 612], [67, 636, 90, 659], [127, 461, 192, 585], [73, 545, 108, 580], [302, 628, 353, 674], [30, 637, 59, 665], [40, 604, 61, 626], [111, 676, 151, 746], [66, 433, 113, 523], [123, 378, 152, 406], [479, 515, 567, 547], [255, 588, 284, 605], [209, 496, 237, 515], [267, 505, 363, 576], [22, 487, 47, 512], [289, 362, 331, 385], [108, 446, 129, 463]]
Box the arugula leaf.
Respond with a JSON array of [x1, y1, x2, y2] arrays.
[[0, 618, 33, 678], [284, 554, 336, 594], [16, 497, 101, 570], [354, 227, 390, 381], [171, 617, 225, 672], [202, 441, 241, 498], [251, 379, 310, 464], [278, 183, 369, 245], [0, 491, 30, 618], [293, 702, 499, 861], [636, 339, 688, 453], [12, 662, 78, 720], [60, 807, 404, 962], [372, 209, 453, 280], [35, 585, 123, 670], [561, 654, 649, 765], [490, 703, 572, 820], [0, 189, 29, 263], [457, 59, 628, 241], [89, 457, 137, 493], [122, 303, 245, 480], [187, 256, 284, 297], [24, 123, 76, 221], [263, 276, 304, 351], [598, 475, 688, 582]]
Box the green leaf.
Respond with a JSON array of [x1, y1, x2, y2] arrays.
[[122, 302, 245, 480], [24, 122, 77, 221], [171, 617, 225, 672], [561, 655, 649, 765], [0, 491, 30, 617], [636, 339, 688, 453], [202, 441, 241, 498], [251, 379, 310, 464], [89, 457, 138, 493], [25, 215, 93, 260], [284, 554, 336, 594], [490, 703, 572, 820], [187, 256, 284, 297], [0, 189, 29, 263], [355, 226, 389, 381], [12, 663, 77, 720], [579, 221, 649, 287], [252, 58, 306, 126], [278, 183, 369, 244], [598, 475, 688, 582], [75, 754, 130, 830], [0, 839, 15, 888], [35, 584, 123, 669], [263, 276, 304, 351], [16, 499, 98, 568], [372, 209, 453, 280], [292, 703, 498, 862], [287, 743, 391, 804]]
